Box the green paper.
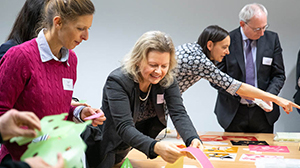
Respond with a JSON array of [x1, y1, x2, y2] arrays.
[[10, 113, 92, 167], [121, 158, 133, 168], [78, 100, 87, 103]]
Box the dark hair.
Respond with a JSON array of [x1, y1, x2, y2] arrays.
[[197, 25, 229, 58], [6, 0, 46, 44], [42, 0, 95, 30]]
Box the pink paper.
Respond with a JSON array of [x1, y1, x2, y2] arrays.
[[182, 147, 214, 168], [249, 145, 289, 153], [84, 112, 103, 120], [240, 153, 284, 162]]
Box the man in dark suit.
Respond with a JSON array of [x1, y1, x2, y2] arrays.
[[293, 50, 300, 114], [212, 3, 285, 133]]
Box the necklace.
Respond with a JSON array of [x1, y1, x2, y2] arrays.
[[139, 84, 152, 101]]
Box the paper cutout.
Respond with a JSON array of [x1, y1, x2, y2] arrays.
[[10, 113, 91, 167], [253, 98, 272, 110], [204, 146, 238, 153], [84, 112, 104, 120], [182, 147, 214, 168], [239, 154, 284, 162], [205, 153, 237, 161], [165, 156, 184, 168], [231, 140, 269, 146], [121, 158, 133, 168], [79, 100, 87, 103], [249, 145, 289, 153], [177, 144, 186, 149], [274, 132, 300, 142], [199, 135, 257, 141]]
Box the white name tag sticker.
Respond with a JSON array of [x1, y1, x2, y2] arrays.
[[62, 78, 73, 91], [157, 94, 164, 104], [262, 57, 272, 65]]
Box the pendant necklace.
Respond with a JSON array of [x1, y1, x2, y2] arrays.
[[139, 84, 152, 101]]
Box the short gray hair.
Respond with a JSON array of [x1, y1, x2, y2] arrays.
[[239, 3, 268, 23]]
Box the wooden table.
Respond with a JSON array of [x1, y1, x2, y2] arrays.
[[114, 131, 300, 168]]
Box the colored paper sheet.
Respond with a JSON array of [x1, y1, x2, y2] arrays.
[[84, 112, 104, 120], [10, 113, 91, 167], [165, 156, 184, 168], [182, 147, 214, 168], [205, 153, 237, 161], [121, 158, 133, 168], [249, 145, 289, 153], [204, 146, 238, 153], [240, 154, 284, 162], [79, 100, 87, 103], [199, 135, 257, 141]]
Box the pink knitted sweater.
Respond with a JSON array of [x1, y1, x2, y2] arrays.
[[0, 39, 77, 161]]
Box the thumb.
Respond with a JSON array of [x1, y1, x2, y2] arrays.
[[55, 153, 65, 168]]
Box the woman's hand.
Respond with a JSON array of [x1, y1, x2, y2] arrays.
[[80, 107, 106, 126], [275, 97, 300, 114], [25, 153, 64, 168], [0, 109, 41, 141], [181, 138, 203, 159], [154, 141, 184, 163]]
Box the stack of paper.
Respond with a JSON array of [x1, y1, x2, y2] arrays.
[[274, 132, 300, 142]]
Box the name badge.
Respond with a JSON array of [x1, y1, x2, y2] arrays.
[[157, 94, 164, 104], [62, 78, 73, 91], [262, 57, 272, 66]]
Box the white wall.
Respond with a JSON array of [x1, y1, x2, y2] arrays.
[[1, 0, 300, 132]]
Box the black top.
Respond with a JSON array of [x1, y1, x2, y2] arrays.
[[0, 134, 30, 168]]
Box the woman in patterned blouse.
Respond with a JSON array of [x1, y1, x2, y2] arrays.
[[176, 25, 298, 115]]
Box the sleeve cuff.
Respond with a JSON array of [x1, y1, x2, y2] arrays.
[[149, 140, 158, 159], [185, 136, 202, 146], [73, 106, 86, 122]]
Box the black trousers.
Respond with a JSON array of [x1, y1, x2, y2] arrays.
[[225, 104, 273, 133]]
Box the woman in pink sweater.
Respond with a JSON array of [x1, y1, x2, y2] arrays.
[[0, 0, 105, 162]]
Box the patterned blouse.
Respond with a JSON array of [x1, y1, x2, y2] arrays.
[[175, 42, 242, 95]]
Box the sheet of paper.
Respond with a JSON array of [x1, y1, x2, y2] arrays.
[[205, 153, 237, 161], [165, 156, 184, 168], [204, 146, 238, 153], [239, 154, 284, 162], [182, 147, 214, 168], [249, 145, 289, 153]]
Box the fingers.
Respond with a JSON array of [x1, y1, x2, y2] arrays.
[[292, 102, 300, 109], [16, 112, 41, 131], [81, 107, 106, 126], [176, 130, 181, 139], [16, 128, 37, 138], [55, 153, 65, 168], [154, 142, 183, 163]]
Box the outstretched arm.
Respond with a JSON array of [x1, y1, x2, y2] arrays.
[[236, 83, 300, 114]]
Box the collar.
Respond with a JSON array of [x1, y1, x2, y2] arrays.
[[36, 29, 69, 66], [240, 27, 249, 42]]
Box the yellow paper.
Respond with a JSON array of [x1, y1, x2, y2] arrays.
[[165, 156, 184, 168]]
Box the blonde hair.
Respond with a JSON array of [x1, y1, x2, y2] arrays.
[[122, 31, 177, 88], [41, 0, 95, 30]]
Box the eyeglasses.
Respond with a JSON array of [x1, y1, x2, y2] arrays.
[[245, 22, 269, 32]]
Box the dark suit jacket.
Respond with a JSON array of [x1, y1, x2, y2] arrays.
[[83, 67, 199, 168], [0, 39, 18, 60], [293, 50, 300, 105], [213, 27, 285, 129]]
